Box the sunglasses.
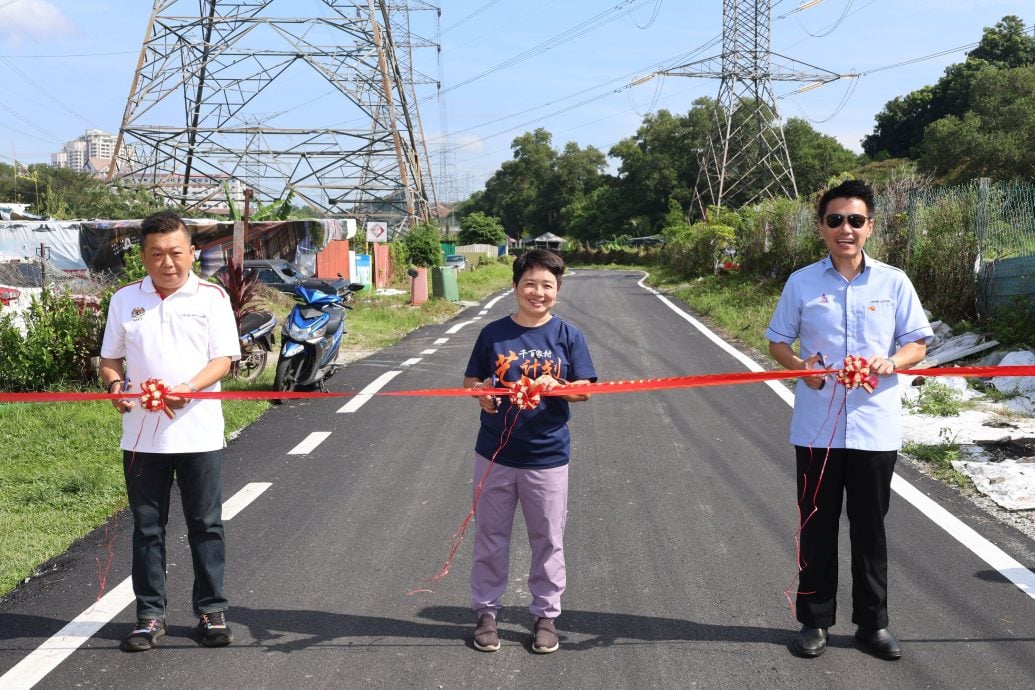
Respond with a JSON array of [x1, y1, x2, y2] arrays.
[[824, 213, 872, 229]]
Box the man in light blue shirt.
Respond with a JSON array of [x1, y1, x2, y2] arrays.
[[766, 180, 933, 661]]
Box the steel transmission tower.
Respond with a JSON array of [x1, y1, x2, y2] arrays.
[[109, 0, 438, 230], [664, 0, 840, 209]]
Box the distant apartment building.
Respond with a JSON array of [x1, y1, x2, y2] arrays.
[[51, 129, 118, 174]]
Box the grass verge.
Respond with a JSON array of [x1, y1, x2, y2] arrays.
[[902, 441, 972, 490], [0, 263, 513, 597]]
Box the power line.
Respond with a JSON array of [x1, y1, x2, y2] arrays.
[[436, 0, 660, 97]]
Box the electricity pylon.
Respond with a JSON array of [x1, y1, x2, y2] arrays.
[[663, 0, 841, 209], [109, 0, 438, 230]]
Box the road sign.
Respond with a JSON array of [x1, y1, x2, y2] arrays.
[[366, 221, 387, 242]]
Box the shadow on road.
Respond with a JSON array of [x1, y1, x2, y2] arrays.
[[223, 604, 794, 653]]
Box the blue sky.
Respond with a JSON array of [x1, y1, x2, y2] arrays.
[[0, 0, 1032, 201]]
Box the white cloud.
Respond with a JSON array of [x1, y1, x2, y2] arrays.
[[0, 0, 77, 46]]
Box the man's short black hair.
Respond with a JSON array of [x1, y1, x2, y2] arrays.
[[140, 210, 192, 246], [817, 179, 875, 220], [512, 249, 565, 286]]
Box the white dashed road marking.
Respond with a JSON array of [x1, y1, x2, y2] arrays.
[[337, 370, 402, 413], [287, 432, 332, 455]]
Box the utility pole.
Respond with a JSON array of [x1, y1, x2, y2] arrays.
[[661, 0, 843, 209], [109, 0, 438, 233]]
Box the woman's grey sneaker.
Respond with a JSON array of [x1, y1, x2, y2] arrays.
[[473, 613, 501, 652], [532, 617, 559, 654], [122, 618, 165, 652], [198, 611, 234, 647]]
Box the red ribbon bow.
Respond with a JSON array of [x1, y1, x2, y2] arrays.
[[835, 355, 879, 394], [138, 378, 176, 419], [509, 375, 543, 410]]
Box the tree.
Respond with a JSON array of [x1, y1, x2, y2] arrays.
[[919, 65, 1035, 183], [783, 118, 861, 197], [542, 142, 607, 231], [480, 128, 557, 237], [458, 211, 506, 245], [609, 106, 706, 231], [863, 15, 1035, 159]]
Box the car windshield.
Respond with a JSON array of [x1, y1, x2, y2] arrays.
[[446, 255, 463, 261]]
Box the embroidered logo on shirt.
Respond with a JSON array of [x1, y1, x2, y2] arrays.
[[131, 307, 145, 320], [819, 293, 829, 303]]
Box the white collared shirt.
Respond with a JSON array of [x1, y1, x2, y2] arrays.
[[766, 253, 933, 451], [101, 272, 241, 453]]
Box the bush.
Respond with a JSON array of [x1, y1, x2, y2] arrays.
[[402, 222, 443, 268], [663, 222, 736, 277], [0, 289, 104, 391], [906, 194, 977, 324]]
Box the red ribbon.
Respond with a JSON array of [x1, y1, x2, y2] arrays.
[[2, 365, 1035, 404]]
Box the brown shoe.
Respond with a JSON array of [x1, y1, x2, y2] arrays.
[[532, 617, 559, 654], [473, 613, 500, 652]]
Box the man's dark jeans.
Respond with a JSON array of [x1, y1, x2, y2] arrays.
[[123, 449, 227, 619]]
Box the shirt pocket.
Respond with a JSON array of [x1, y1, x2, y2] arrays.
[[861, 298, 897, 343]]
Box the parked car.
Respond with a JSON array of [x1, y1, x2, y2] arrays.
[[215, 259, 352, 296], [444, 254, 467, 271]]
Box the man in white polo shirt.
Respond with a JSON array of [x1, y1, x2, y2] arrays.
[[766, 180, 933, 661], [100, 210, 240, 652]]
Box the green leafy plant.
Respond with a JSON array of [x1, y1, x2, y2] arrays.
[[907, 380, 963, 416], [0, 289, 104, 391], [403, 222, 443, 268]]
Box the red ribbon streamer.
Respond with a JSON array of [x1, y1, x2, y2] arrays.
[[2, 365, 1035, 404]]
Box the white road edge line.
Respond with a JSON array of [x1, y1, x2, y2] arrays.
[[337, 370, 402, 413], [433, 338, 448, 345], [638, 273, 1035, 602], [287, 432, 332, 455], [485, 291, 511, 310], [0, 482, 273, 690], [401, 358, 422, 367], [420, 349, 437, 355]]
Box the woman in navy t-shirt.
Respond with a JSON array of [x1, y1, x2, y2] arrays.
[[463, 249, 596, 654]]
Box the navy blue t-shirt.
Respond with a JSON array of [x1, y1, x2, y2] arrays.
[[464, 315, 597, 469]]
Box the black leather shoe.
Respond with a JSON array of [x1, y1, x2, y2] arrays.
[[854, 627, 902, 660], [791, 625, 828, 658]]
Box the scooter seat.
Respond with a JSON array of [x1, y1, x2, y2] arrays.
[[323, 309, 344, 335], [239, 310, 274, 334]]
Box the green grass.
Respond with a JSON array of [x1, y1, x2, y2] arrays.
[[902, 440, 971, 490], [0, 264, 514, 597], [647, 269, 784, 359]]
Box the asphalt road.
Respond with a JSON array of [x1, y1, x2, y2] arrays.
[[1, 269, 1033, 689]]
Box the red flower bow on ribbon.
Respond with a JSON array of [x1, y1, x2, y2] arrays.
[[835, 355, 879, 394], [138, 378, 176, 419], [510, 375, 543, 410]]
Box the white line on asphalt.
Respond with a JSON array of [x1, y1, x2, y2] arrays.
[[638, 273, 1035, 601], [0, 482, 273, 690], [287, 432, 332, 455], [434, 338, 448, 345], [485, 292, 511, 310], [446, 321, 476, 334], [401, 358, 422, 367], [479, 310, 488, 315], [420, 349, 437, 355], [337, 370, 402, 413]]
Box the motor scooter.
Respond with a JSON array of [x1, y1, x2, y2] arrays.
[[234, 310, 277, 381], [273, 283, 363, 394]]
